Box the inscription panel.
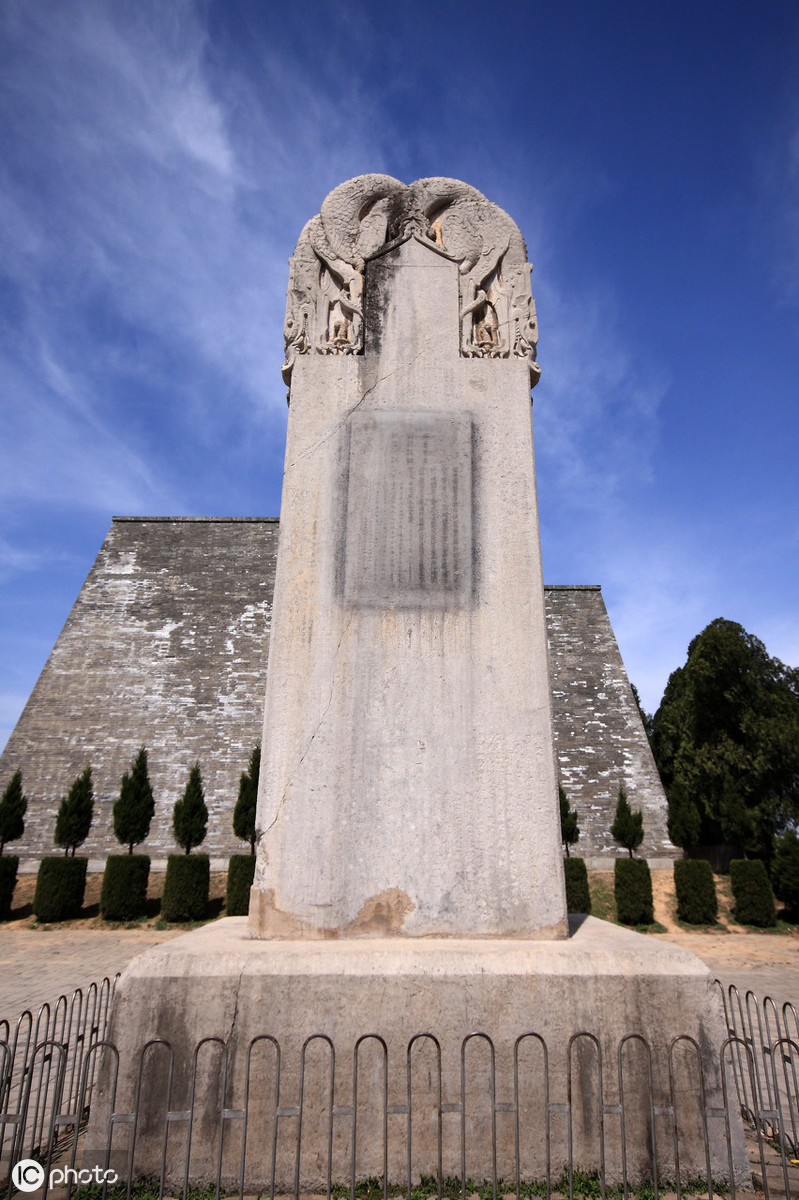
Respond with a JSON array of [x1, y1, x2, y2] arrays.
[[343, 411, 473, 607]]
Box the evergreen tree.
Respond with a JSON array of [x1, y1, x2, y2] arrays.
[[665, 778, 702, 850], [651, 618, 799, 859], [54, 767, 94, 856], [172, 763, 208, 854], [611, 784, 644, 858], [0, 769, 27, 855], [113, 747, 156, 853], [559, 783, 579, 857], [631, 683, 654, 743], [233, 743, 260, 854]]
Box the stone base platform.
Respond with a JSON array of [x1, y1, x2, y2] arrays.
[[86, 916, 748, 1191]]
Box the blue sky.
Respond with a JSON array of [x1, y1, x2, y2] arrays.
[[1, 0, 798, 752]]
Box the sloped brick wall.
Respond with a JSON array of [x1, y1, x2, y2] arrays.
[[0, 518, 276, 863], [545, 585, 675, 864]]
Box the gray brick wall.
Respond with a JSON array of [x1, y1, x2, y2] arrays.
[[545, 585, 675, 865], [0, 518, 277, 865], [0, 520, 676, 867]]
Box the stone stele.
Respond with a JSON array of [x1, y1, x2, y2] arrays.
[[92, 178, 747, 1190], [250, 172, 565, 940]]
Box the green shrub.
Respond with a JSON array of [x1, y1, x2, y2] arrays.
[[564, 857, 591, 914], [0, 855, 19, 920], [614, 857, 654, 925], [33, 857, 88, 922], [161, 854, 209, 922], [730, 859, 776, 927], [611, 784, 644, 857], [100, 855, 150, 921], [771, 831, 799, 920], [559, 784, 580, 856], [226, 854, 256, 916], [674, 859, 718, 924]]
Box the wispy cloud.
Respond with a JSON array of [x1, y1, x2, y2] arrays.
[[0, 346, 182, 514], [0, 0, 395, 530], [536, 278, 669, 507]]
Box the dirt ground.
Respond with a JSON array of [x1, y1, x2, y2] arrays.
[[591, 866, 799, 1002]]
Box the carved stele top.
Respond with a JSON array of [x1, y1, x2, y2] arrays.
[[282, 175, 540, 395]]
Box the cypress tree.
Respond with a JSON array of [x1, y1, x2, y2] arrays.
[[54, 767, 94, 856], [233, 743, 260, 854], [173, 763, 207, 854], [611, 784, 644, 858], [0, 769, 27, 854], [559, 783, 580, 857], [113, 747, 156, 853]]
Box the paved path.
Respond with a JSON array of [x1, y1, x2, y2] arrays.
[[0, 927, 182, 1021], [1, 923, 798, 1024]]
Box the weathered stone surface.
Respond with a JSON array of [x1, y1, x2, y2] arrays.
[[546, 586, 675, 866], [0, 518, 277, 863], [87, 916, 748, 1189], [282, 175, 540, 391], [252, 224, 566, 939]]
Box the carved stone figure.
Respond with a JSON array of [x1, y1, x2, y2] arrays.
[[281, 175, 541, 394]]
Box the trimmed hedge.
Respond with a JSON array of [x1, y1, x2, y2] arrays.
[[0, 855, 19, 920], [226, 854, 256, 916], [161, 854, 210, 922], [730, 859, 776, 928], [563, 857, 591, 914], [614, 857, 654, 925], [100, 855, 150, 921], [674, 859, 718, 925], [33, 857, 88, 923]]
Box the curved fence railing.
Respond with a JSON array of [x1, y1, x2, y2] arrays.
[[1, 979, 797, 1200], [715, 979, 799, 1156], [0, 977, 118, 1189]]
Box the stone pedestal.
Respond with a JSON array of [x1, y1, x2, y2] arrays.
[[87, 916, 748, 1191]]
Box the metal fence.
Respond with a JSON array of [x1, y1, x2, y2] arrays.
[[1, 980, 798, 1200], [716, 980, 799, 1154], [1, 977, 117, 1188]]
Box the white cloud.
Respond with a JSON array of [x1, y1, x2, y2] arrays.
[[597, 532, 720, 713], [0, 348, 182, 514], [0, 0, 399, 532], [535, 278, 669, 510]]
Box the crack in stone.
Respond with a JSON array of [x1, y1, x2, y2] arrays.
[[262, 613, 354, 836], [285, 340, 439, 474], [226, 967, 244, 1049]]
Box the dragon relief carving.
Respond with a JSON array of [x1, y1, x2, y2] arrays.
[[282, 175, 540, 394]]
